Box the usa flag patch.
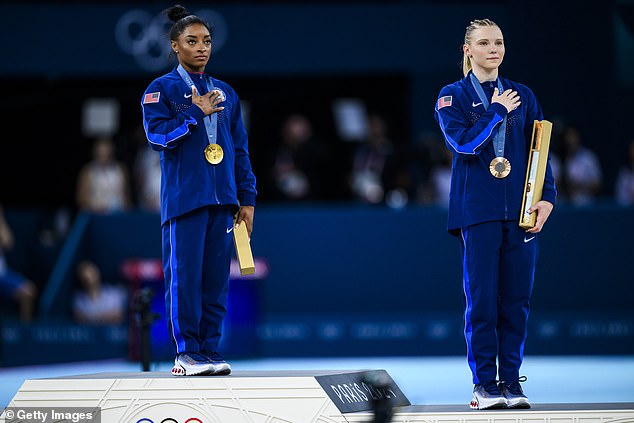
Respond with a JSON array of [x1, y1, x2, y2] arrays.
[[437, 95, 452, 109], [143, 92, 160, 104]]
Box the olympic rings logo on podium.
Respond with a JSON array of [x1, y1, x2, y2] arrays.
[[115, 8, 228, 72], [136, 418, 204, 423]]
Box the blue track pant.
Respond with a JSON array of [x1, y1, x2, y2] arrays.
[[162, 205, 234, 355], [460, 220, 538, 385]]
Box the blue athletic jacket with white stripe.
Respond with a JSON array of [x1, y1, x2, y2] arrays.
[[141, 67, 257, 225], [434, 71, 556, 234]]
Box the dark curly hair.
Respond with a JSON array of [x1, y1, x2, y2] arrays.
[[163, 4, 212, 41]]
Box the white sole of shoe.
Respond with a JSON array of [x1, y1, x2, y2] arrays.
[[507, 397, 531, 408], [171, 360, 213, 376], [209, 363, 231, 376], [470, 396, 508, 410], [171, 365, 186, 376]]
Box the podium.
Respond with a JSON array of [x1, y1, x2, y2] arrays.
[[4, 370, 634, 422]]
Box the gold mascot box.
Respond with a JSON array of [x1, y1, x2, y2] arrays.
[[234, 221, 255, 275], [520, 120, 553, 229]]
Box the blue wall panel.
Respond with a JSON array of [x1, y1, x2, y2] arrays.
[[4, 201, 633, 362]]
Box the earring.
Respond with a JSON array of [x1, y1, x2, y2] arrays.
[[175, 50, 179, 54]]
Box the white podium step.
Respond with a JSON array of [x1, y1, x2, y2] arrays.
[[3, 370, 633, 423]]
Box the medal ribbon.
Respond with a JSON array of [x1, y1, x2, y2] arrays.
[[176, 64, 218, 147], [469, 72, 507, 158]]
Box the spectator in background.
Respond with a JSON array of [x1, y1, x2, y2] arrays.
[[615, 139, 634, 206], [270, 113, 329, 201], [427, 147, 453, 208], [76, 136, 133, 214], [131, 124, 162, 212], [72, 260, 127, 325], [414, 131, 452, 207], [560, 125, 602, 205], [0, 205, 38, 322], [348, 114, 394, 204]]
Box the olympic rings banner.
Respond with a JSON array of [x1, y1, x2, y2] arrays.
[[114, 8, 228, 72], [129, 403, 213, 423], [136, 419, 203, 423]]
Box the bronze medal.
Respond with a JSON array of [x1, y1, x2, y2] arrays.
[[489, 156, 511, 178], [204, 143, 224, 164]]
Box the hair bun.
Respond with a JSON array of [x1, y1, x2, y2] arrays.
[[165, 4, 190, 23]]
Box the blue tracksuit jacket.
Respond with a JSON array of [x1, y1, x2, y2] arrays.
[[141, 66, 256, 225], [434, 71, 556, 234]]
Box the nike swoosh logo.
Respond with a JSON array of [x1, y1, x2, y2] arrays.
[[184, 93, 192, 98], [226, 227, 234, 234], [524, 236, 535, 243], [472, 101, 482, 107]]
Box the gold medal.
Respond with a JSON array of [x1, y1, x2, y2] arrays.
[[489, 156, 511, 178], [204, 143, 223, 164]]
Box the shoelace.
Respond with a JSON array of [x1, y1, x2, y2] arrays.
[[482, 379, 502, 395], [203, 351, 226, 362], [503, 375, 527, 395], [183, 352, 210, 363]]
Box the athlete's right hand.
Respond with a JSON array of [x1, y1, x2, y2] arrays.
[[191, 86, 224, 116], [235, 206, 255, 237], [491, 87, 521, 114]]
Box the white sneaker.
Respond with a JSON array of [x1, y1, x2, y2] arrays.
[[201, 351, 232, 375], [171, 352, 213, 376], [499, 376, 531, 409], [470, 381, 508, 410]]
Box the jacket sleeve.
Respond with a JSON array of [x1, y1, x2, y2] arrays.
[[141, 80, 207, 152], [434, 86, 508, 159], [229, 89, 257, 206], [524, 86, 557, 206]]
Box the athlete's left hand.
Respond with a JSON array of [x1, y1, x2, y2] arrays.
[[235, 206, 255, 237], [526, 200, 554, 233]]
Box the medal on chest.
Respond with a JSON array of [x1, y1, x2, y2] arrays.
[[489, 156, 511, 178], [204, 143, 224, 164], [469, 73, 511, 179]]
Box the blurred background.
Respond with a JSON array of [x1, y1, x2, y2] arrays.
[[0, 0, 633, 372]]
